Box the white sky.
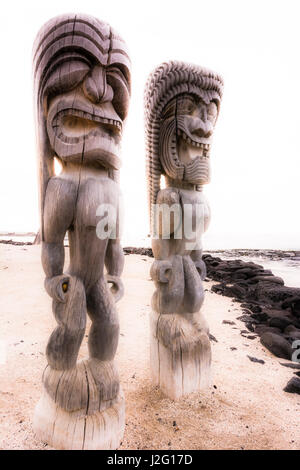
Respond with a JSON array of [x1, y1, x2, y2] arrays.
[[0, 0, 299, 249]]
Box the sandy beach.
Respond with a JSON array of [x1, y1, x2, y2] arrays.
[[0, 244, 299, 450]]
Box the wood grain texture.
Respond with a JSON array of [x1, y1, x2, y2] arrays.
[[150, 311, 211, 400], [33, 13, 131, 449], [144, 61, 223, 399], [33, 388, 125, 450]]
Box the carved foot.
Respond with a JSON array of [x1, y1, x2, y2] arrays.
[[150, 310, 211, 400], [33, 359, 125, 449]]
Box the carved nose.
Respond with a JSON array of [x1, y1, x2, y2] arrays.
[[83, 65, 113, 104], [189, 117, 213, 138]]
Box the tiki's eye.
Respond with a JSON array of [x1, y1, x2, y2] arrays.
[[62, 282, 68, 293], [177, 95, 195, 115], [207, 101, 218, 122], [106, 66, 130, 121], [44, 60, 90, 105], [187, 102, 196, 114]]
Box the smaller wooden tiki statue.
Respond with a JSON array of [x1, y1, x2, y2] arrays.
[[32, 14, 130, 449], [144, 61, 223, 399]]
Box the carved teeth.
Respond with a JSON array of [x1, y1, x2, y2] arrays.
[[55, 109, 122, 131], [53, 109, 123, 143], [178, 130, 210, 150]]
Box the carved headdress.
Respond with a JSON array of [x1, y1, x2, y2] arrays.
[[144, 61, 223, 233], [33, 13, 131, 239]]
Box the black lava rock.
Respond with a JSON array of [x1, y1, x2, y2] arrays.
[[282, 296, 300, 318], [251, 312, 269, 322], [209, 334, 218, 343], [268, 317, 293, 331], [280, 362, 300, 370], [247, 355, 265, 364], [236, 315, 258, 324], [254, 326, 282, 336], [203, 252, 300, 390], [285, 330, 300, 341], [245, 322, 255, 332], [123, 247, 153, 257], [260, 332, 292, 360], [283, 377, 300, 394]]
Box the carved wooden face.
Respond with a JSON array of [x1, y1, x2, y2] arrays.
[[159, 92, 220, 185], [45, 59, 130, 170], [176, 94, 218, 165]]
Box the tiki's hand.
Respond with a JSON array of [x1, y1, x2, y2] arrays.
[[194, 260, 207, 281], [150, 260, 173, 283], [45, 275, 71, 303], [106, 275, 124, 303]]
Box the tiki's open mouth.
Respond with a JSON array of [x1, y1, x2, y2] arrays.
[[177, 128, 210, 162], [52, 109, 122, 144]]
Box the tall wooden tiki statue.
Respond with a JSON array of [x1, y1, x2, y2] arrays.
[[32, 14, 131, 449], [144, 61, 223, 399]]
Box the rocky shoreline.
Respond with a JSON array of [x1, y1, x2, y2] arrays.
[[0, 239, 33, 246], [204, 254, 300, 394]]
